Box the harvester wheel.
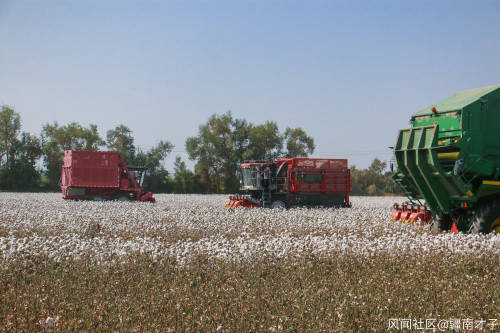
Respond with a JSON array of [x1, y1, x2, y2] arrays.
[[271, 200, 286, 209], [469, 201, 500, 234], [117, 195, 130, 202], [430, 213, 452, 233], [91, 195, 104, 201]]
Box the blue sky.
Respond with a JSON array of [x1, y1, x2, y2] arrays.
[[1, 0, 499, 171]]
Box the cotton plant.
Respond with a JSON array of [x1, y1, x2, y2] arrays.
[[0, 193, 498, 265]]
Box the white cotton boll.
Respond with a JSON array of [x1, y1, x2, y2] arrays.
[[0, 193, 499, 264]]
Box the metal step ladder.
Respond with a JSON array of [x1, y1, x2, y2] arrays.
[[261, 189, 272, 208]]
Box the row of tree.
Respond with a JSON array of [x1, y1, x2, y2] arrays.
[[350, 158, 400, 196], [0, 105, 400, 195]]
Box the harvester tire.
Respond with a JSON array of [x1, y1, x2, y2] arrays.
[[271, 200, 286, 209], [469, 201, 500, 234], [430, 213, 452, 233], [117, 195, 130, 202]]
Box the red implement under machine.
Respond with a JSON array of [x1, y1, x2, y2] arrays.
[[390, 203, 432, 224], [60, 150, 155, 202], [225, 158, 351, 208], [390, 203, 458, 232]]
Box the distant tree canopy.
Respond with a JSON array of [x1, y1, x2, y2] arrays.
[[283, 127, 315, 158], [186, 111, 316, 193], [350, 158, 400, 196], [0, 106, 42, 190], [106, 125, 135, 163], [0, 105, 401, 195], [0, 106, 22, 168]]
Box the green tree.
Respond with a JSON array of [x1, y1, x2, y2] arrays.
[[0, 105, 21, 168], [349, 165, 363, 195], [186, 111, 249, 193], [366, 158, 387, 195], [349, 158, 400, 196], [143, 141, 175, 173], [2, 133, 42, 190], [0, 107, 42, 190], [132, 141, 174, 193], [244, 121, 282, 161], [283, 127, 315, 157], [106, 125, 136, 163], [172, 156, 201, 193], [41, 122, 105, 189]]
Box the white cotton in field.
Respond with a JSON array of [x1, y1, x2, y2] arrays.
[[0, 193, 498, 265]]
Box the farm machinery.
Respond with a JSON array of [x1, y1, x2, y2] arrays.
[[60, 150, 155, 202], [225, 158, 351, 208], [391, 84, 500, 233]]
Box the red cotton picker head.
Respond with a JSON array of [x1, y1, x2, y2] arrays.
[[225, 196, 259, 209], [391, 203, 432, 225]]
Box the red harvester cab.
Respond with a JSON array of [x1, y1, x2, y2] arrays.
[[226, 158, 351, 208], [60, 150, 155, 202]]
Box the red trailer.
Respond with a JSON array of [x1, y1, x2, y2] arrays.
[[60, 150, 155, 202], [225, 158, 351, 208]]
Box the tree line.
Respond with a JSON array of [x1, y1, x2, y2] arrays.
[[0, 106, 400, 195]]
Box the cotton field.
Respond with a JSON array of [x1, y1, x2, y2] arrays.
[[0, 193, 498, 265]]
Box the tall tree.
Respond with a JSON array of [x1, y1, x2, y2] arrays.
[[133, 141, 174, 193], [173, 156, 200, 193], [349, 158, 400, 196], [186, 111, 249, 193], [0, 105, 21, 168], [244, 121, 282, 161], [41, 122, 105, 189], [283, 127, 315, 157], [0, 107, 42, 190], [139, 140, 174, 173], [106, 125, 135, 163], [2, 133, 43, 190]]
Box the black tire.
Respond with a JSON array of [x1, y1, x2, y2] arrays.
[[117, 195, 130, 202], [271, 200, 286, 209], [430, 213, 452, 233], [469, 201, 500, 234]]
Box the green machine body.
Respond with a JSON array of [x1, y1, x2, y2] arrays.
[[393, 84, 500, 233]]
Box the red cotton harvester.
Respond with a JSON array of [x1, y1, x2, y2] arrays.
[[225, 158, 351, 209], [60, 150, 155, 202]]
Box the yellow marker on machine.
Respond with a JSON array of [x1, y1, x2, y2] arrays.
[[436, 152, 460, 160], [482, 180, 500, 186]]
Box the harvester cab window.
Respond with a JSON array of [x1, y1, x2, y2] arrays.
[[241, 167, 255, 187], [129, 169, 146, 187], [263, 166, 270, 180], [256, 166, 263, 188]]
